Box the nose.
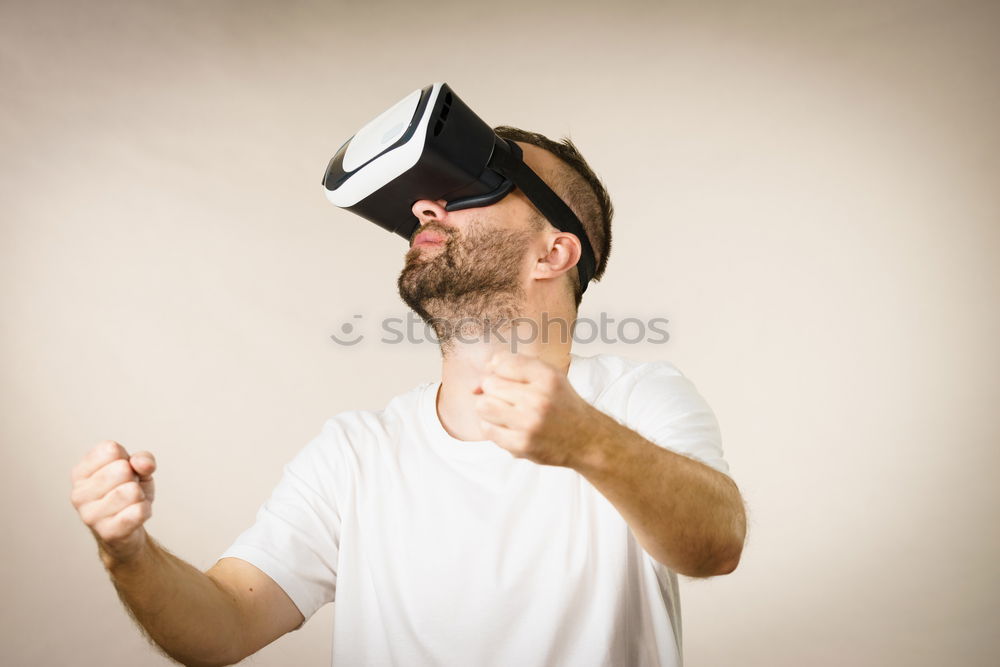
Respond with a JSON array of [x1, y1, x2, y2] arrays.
[[411, 199, 449, 225]]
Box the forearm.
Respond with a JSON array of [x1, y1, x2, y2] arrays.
[[100, 532, 245, 667], [571, 409, 746, 577]]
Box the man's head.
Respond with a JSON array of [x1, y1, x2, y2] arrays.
[[490, 126, 614, 303], [396, 126, 614, 348]]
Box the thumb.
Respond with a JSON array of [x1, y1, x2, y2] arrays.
[[130, 452, 157, 480]]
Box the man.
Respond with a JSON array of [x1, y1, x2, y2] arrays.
[[70, 125, 746, 666]]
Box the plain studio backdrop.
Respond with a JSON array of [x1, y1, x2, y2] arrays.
[[2, 0, 998, 665]]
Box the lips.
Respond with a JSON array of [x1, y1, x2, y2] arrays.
[[413, 230, 447, 247]]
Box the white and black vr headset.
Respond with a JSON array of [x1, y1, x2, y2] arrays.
[[321, 82, 596, 291]]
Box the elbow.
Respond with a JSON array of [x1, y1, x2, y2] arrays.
[[716, 525, 746, 575], [714, 496, 747, 575], [680, 490, 748, 578], [715, 548, 742, 576], [687, 535, 745, 578], [689, 552, 741, 578], [162, 646, 245, 667]]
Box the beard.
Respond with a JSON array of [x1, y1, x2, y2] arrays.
[[397, 218, 534, 353]]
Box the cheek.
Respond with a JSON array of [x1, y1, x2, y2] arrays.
[[523, 250, 542, 274]]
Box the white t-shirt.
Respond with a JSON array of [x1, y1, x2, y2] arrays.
[[219, 351, 729, 666]]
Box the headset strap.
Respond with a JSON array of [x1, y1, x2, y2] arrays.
[[487, 138, 596, 293]]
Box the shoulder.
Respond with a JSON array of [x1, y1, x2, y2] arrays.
[[587, 354, 730, 476], [571, 351, 686, 400], [291, 382, 430, 469], [598, 353, 709, 420]]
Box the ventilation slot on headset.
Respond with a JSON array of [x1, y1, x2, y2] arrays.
[[433, 93, 454, 137]]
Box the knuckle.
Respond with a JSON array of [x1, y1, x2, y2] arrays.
[[112, 510, 136, 534], [98, 440, 123, 457], [69, 485, 85, 508], [92, 516, 114, 538], [126, 502, 149, 526], [78, 502, 99, 526], [119, 482, 144, 502], [108, 459, 134, 480]]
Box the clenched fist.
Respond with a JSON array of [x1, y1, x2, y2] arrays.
[[70, 440, 157, 567]]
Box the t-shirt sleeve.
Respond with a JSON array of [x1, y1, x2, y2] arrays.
[[621, 362, 731, 477], [217, 420, 345, 624]]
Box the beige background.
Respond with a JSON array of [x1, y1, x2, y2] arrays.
[[2, 0, 998, 665]]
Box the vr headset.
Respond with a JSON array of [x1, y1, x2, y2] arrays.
[[321, 82, 596, 291]]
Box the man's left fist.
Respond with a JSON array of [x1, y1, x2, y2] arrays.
[[474, 351, 598, 467]]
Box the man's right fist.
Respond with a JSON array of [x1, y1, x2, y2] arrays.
[[70, 440, 157, 566]]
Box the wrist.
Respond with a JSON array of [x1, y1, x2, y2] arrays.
[[98, 530, 152, 574], [567, 407, 622, 475]]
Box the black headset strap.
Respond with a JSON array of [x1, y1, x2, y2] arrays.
[[487, 138, 596, 293]]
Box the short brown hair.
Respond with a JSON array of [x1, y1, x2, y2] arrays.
[[493, 125, 614, 309]]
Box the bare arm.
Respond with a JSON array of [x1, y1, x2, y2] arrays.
[[569, 408, 747, 578], [475, 353, 747, 579], [71, 440, 303, 667], [101, 534, 248, 667]]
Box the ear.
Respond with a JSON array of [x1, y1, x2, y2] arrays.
[[532, 232, 582, 283]]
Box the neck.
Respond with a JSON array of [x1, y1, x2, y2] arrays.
[[435, 298, 576, 442]]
